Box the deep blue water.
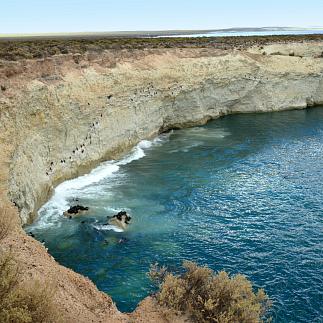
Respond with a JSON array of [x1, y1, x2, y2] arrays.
[[27, 107, 323, 322]]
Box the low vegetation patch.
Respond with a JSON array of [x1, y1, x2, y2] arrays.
[[149, 261, 271, 323], [0, 206, 14, 241], [0, 207, 61, 323], [0, 34, 323, 61], [0, 252, 60, 323]]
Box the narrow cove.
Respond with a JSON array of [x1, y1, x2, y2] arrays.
[[26, 107, 323, 322]]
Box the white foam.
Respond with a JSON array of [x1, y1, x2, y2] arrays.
[[185, 127, 231, 139], [117, 144, 145, 165], [29, 136, 168, 230], [117, 139, 158, 165], [92, 224, 124, 233], [212, 129, 231, 138]]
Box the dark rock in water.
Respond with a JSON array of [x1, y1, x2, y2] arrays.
[[64, 205, 89, 217], [28, 232, 35, 238], [106, 211, 132, 230], [109, 211, 131, 224], [67, 205, 89, 214]]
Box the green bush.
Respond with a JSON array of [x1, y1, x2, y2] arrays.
[[149, 261, 271, 323]]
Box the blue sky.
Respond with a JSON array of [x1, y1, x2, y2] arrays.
[[1, 0, 323, 33]]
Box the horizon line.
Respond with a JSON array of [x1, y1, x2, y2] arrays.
[[2, 26, 323, 37]]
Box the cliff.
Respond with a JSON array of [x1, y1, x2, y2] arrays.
[[0, 39, 323, 322]]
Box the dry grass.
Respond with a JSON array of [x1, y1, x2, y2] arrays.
[[0, 205, 14, 242], [149, 261, 271, 323], [0, 205, 61, 322], [0, 252, 61, 323]]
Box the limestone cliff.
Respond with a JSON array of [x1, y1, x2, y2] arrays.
[[0, 41, 322, 322]]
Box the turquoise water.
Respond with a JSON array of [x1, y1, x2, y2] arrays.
[[27, 107, 323, 322]]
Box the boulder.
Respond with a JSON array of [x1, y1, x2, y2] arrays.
[[63, 205, 89, 218]]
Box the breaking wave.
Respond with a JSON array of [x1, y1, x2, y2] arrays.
[[29, 136, 169, 230]]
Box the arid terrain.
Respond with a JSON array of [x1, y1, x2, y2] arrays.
[[0, 35, 323, 322], [1, 34, 323, 61]]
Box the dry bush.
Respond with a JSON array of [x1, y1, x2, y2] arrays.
[[149, 261, 271, 323], [0, 252, 61, 323], [0, 205, 14, 242], [0, 203, 61, 322], [0, 203, 60, 322], [148, 262, 168, 284]]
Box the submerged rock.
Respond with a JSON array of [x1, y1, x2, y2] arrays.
[[118, 237, 129, 244]]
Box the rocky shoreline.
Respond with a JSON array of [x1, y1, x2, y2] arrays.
[[0, 38, 323, 321]]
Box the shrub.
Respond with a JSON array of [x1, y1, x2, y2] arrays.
[[1, 34, 323, 61], [0, 252, 61, 323], [0, 206, 60, 322], [149, 261, 271, 323]]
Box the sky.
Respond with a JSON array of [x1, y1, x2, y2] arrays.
[[1, 0, 323, 34]]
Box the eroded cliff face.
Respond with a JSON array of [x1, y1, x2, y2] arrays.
[[0, 42, 323, 322], [1, 44, 323, 225]]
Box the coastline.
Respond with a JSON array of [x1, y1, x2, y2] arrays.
[[27, 103, 319, 228], [29, 106, 323, 317], [0, 37, 323, 321]]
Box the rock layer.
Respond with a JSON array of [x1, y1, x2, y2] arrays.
[[0, 42, 323, 321]]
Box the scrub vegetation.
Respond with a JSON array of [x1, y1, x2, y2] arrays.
[[0, 207, 60, 323], [149, 261, 271, 323], [0, 207, 13, 241], [0, 34, 323, 61]]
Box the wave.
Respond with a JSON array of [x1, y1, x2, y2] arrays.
[[92, 224, 124, 233], [28, 135, 169, 230], [117, 140, 153, 165]]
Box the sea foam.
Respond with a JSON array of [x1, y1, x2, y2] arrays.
[[29, 136, 168, 230]]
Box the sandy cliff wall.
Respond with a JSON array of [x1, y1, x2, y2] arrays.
[[1, 44, 323, 225], [0, 42, 323, 322]]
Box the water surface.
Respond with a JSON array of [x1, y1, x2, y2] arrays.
[[155, 28, 323, 38], [27, 107, 323, 322]]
